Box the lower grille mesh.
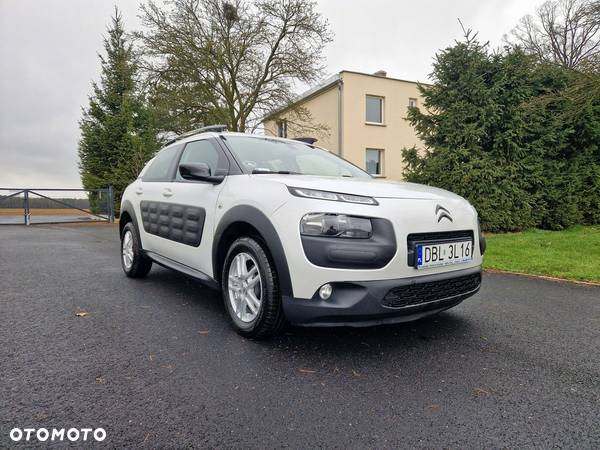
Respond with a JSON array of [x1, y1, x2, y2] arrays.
[[382, 272, 481, 308]]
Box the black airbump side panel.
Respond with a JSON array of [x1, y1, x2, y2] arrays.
[[140, 201, 205, 247]]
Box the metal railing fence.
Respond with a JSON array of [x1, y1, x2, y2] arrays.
[[0, 187, 114, 225]]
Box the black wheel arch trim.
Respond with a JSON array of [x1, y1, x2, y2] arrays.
[[213, 205, 293, 298], [120, 200, 143, 247]]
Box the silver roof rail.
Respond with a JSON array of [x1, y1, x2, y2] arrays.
[[165, 124, 228, 146]]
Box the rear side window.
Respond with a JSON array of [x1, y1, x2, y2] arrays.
[[175, 139, 229, 181], [142, 145, 181, 182]]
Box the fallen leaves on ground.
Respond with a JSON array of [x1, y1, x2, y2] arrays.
[[426, 404, 441, 412], [95, 376, 106, 384], [473, 387, 491, 397], [75, 311, 89, 317], [298, 368, 316, 374], [198, 330, 209, 335]]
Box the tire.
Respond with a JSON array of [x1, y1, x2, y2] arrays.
[[221, 237, 286, 338], [120, 222, 152, 278]]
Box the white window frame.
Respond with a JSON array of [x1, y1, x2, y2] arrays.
[[365, 95, 385, 125], [365, 148, 384, 176], [408, 98, 417, 108], [277, 119, 288, 138]]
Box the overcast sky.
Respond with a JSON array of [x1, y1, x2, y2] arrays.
[[0, 0, 541, 189]]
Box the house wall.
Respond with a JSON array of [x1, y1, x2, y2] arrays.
[[340, 71, 424, 180], [263, 84, 340, 153], [264, 70, 425, 181]]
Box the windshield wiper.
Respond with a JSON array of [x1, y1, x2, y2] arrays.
[[251, 169, 301, 175]]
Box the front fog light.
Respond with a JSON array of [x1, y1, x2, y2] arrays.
[[319, 284, 333, 300]]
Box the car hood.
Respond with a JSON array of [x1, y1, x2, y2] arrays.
[[251, 174, 466, 201]]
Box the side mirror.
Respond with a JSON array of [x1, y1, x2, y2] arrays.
[[178, 163, 225, 184]]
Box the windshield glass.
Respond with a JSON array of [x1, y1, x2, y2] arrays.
[[224, 136, 371, 178]]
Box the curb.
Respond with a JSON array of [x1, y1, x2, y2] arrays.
[[484, 268, 600, 287]]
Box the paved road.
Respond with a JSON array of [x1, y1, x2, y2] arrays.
[[1, 224, 599, 448]]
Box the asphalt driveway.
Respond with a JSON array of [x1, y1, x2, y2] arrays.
[[1, 224, 599, 448]]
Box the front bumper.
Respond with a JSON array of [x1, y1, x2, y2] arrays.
[[282, 266, 482, 327]]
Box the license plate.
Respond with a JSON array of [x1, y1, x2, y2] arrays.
[[416, 240, 472, 269]]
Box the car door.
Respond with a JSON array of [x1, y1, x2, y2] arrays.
[[135, 143, 184, 254], [151, 137, 230, 277]]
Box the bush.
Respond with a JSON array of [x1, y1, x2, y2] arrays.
[[403, 34, 600, 232]]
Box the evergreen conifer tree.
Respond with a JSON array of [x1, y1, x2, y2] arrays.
[[78, 9, 159, 214]]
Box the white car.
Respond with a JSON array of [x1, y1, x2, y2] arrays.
[[120, 126, 485, 337]]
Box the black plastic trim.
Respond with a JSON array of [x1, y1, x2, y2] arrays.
[[382, 271, 481, 308], [282, 266, 482, 326], [213, 205, 292, 297], [301, 218, 396, 269], [140, 201, 205, 247], [215, 135, 244, 174], [145, 250, 219, 289], [120, 200, 143, 247]]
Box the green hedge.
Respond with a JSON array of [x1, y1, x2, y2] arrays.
[[402, 37, 600, 232]]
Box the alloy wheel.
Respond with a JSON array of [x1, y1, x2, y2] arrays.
[[227, 252, 262, 323], [122, 230, 134, 270]]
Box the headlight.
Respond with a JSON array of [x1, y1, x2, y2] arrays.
[[300, 213, 372, 238], [288, 187, 378, 205]]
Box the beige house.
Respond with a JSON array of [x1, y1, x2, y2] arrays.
[[263, 70, 426, 180]]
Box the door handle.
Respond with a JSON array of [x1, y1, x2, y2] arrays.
[[162, 188, 173, 198], [135, 187, 143, 195]]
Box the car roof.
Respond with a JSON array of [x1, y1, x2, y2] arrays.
[[170, 131, 313, 148]]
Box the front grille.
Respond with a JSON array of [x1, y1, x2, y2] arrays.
[[407, 230, 474, 243], [406, 230, 474, 266], [382, 272, 481, 308]]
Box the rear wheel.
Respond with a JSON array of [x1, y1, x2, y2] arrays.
[[222, 237, 285, 338], [120, 222, 152, 278]]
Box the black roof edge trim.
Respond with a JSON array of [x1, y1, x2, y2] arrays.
[[165, 125, 228, 146]]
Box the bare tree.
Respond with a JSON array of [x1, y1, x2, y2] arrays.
[[135, 0, 333, 133], [508, 0, 600, 69]]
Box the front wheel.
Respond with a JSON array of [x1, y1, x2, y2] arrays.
[[222, 237, 285, 338], [120, 222, 152, 278]]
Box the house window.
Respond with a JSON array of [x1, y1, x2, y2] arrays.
[[408, 98, 417, 108], [365, 95, 384, 124], [277, 120, 288, 138], [366, 148, 383, 176]]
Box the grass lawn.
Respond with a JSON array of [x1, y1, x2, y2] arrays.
[[483, 225, 600, 283]]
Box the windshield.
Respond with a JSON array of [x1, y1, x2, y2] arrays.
[[224, 136, 371, 178]]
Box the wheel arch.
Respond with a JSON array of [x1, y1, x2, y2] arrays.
[[120, 200, 143, 247], [213, 205, 292, 298]]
